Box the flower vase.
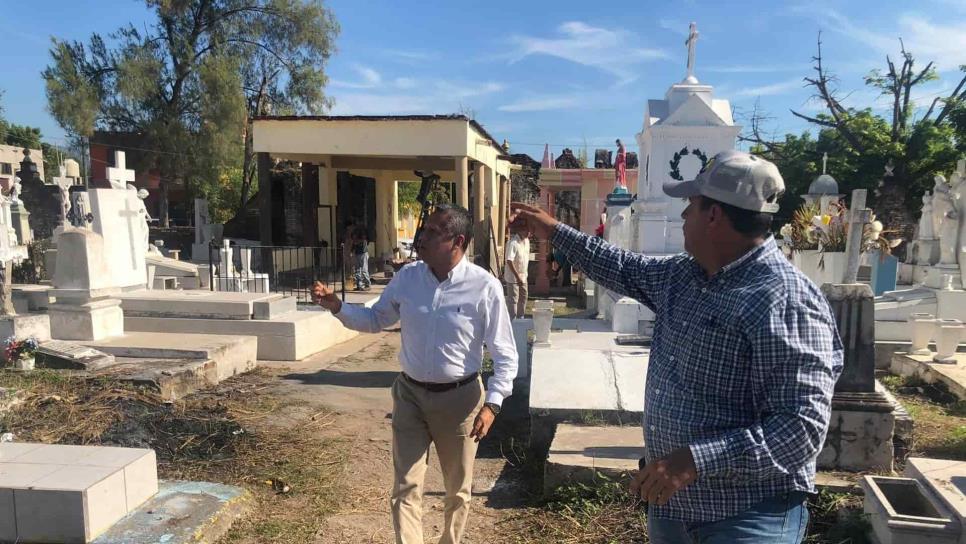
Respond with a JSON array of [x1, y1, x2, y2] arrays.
[[14, 356, 34, 371], [532, 305, 554, 346], [908, 313, 935, 355], [933, 319, 964, 363], [819, 251, 847, 286]]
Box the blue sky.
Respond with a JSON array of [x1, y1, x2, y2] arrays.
[[3, 0, 966, 161]]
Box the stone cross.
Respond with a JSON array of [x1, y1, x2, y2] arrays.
[[843, 189, 873, 283], [822, 152, 828, 175], [685, 22, 699, 80], [194, 198, 210, 245], [118, 196, 143, 270], [106, 151, 136, 190], [52, 165, 74, 228]]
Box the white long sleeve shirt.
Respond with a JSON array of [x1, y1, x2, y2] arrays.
[[334, 258, 518, 406]]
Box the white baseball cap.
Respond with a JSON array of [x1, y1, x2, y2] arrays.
[[663, 150, 784, 213]]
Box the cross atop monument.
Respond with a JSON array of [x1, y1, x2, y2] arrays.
[[106, 150, 136, 190], [685, 22, 699, 82], [822, 152, 828, 175]]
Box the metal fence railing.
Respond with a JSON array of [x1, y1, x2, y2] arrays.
[[209, 242, 346, 302]]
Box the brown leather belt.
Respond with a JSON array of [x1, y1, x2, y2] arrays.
[[402, 372, 478, 393]]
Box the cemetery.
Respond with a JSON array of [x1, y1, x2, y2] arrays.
[[1, 2, 966, 542]]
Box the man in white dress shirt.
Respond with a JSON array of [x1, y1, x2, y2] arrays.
[[312, 204, 518, 544]]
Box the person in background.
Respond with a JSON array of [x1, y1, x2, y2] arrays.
[[352, 225, 371, 291], [504, 223, 530, 318]]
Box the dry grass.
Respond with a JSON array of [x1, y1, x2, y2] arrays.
[[881, 374, 966, 461], [0, 368, 348, 544]]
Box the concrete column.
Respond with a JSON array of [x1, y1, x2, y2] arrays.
[[390, 179, 399, 256], [375, 172, 394, 261], [497, 175, 508, 252], [257, 152, 272, 246], [455, 156, 469, 209], [473, 162, 486, 262], [483, 165, 498, 273], [317, 158, 336, 248]]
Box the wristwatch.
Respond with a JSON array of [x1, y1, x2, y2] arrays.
[[484, 402, 501, 415]]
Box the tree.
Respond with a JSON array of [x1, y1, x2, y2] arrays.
[[744, 33, 965, 246], [43, 0, 338, 226], [237, 0, 338, 209]]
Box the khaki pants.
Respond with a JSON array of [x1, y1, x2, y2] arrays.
[[506, 281, 528, 319], [390, 375, 484, 544]]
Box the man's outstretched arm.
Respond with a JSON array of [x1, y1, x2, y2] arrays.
[[510, 203, 674, 308]]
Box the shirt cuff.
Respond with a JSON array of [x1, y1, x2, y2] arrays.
[[485, 390, 506, 406], [689, 435, 735, 479]]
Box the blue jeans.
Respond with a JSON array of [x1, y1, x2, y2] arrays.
[[353, 252, 370, 289], [647, 491, 809, 544]]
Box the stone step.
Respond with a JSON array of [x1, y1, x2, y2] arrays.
[[84, 332, 257, 384], [544, 424, 643, 495], [0, 443, 158, 543]]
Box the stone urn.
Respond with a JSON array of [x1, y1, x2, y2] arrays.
[[532, 300, 554, 346], [933, 319, 964, 363], [908, 313, 936, 355]]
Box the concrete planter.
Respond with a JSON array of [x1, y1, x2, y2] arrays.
[[862, 476, 959, 544], [933, 319, 964, 363], [908, 313, 935, 355], [532, 308, 553, 346]]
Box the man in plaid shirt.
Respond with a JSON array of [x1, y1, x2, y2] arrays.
[[512, 150, 843, 543]]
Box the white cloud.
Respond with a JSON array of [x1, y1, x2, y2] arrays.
[[734, 78, 805, 97], [498, 95, 582, 113], [381, 49, 438, 62], [331, 64, 383, 89], [802, 8, 966, 71], [706, 63, 812, 74], [506, 21, 670, 85]]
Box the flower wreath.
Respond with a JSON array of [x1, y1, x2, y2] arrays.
[[668, 146, 709, 181]]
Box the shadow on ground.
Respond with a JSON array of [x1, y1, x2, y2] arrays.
[[282, 369, 399, 388]]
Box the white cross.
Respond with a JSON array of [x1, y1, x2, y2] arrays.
[[843, 189, 873, 284], [106, 150, 136, 190], [685, 22, 699, 80]]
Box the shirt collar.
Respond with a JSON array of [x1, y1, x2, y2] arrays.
[[425, 256, 469, 284], [689, 236, 778, 282]]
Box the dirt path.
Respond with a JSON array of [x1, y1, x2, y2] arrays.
[[260, 331, 533, 544]]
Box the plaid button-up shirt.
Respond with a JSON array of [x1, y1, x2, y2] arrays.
[[553, 224, 843, 522]]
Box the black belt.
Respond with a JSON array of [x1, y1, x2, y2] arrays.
[[402, 372, 478, 392]]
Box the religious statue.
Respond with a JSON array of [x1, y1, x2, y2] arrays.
[[614, 139, 627, 190], [919, 191, 935, 240], [135, 187, 151, 251], [940, 207, 959, 266], [933, 175, 952, 239]]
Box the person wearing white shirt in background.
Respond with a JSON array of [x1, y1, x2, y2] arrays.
[[312, 204, 518, 544], [504, 224, 530, 319]]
